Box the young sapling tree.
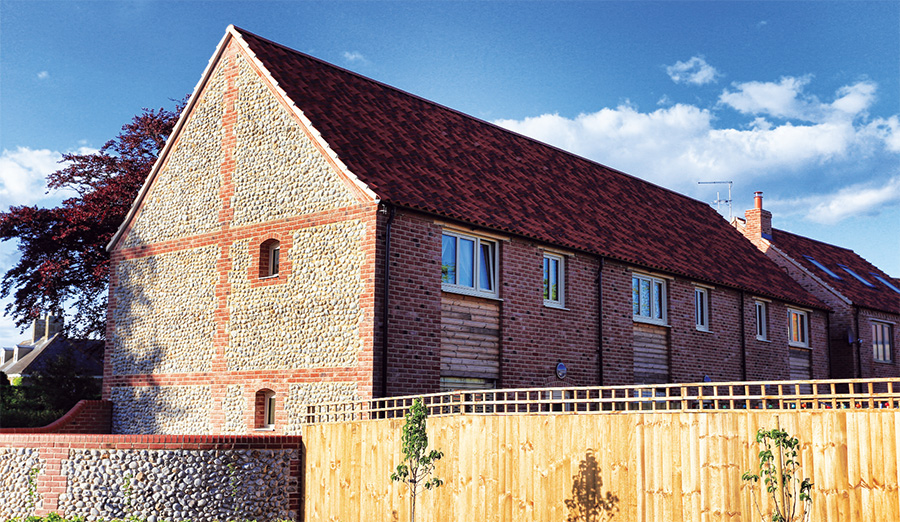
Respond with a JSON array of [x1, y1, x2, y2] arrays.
[[742, 419, 813, 522], [390, 398, 444, 522]]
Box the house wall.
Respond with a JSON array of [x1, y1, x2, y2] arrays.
[[380, 213, 828, 395], [743, 233, 895, 379], [858, 308, 900, 378], [105, 40, 378, 435]]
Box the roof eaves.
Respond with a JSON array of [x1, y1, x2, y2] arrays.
[[229, 26, 379, 204]]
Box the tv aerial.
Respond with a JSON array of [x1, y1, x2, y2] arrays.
[[698, 181, 733, 220]]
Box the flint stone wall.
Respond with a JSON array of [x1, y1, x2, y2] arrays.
[[0, 435, 302, 521], [121, 60, 225, 249], [226, 220, 365, 371], [110, 245, 219, 376], [0, 448, 44, 519], [231, 53, 357, 227], [58, 448, 297, 522], [111, 386, 212, 434]]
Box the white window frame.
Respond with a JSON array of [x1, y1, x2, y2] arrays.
[[441, 231, 499, 298], [543, 253, 565, 308], [873, 321, 894, 363], [787, 308, 809, 348], [264, 391, 276, 429], [268, 242, 280, 277], [632, 273, 667, 326], [694, 286, 709, 331], [754, 300, 768, 341]]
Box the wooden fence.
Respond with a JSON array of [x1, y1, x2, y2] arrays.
[[300, 379, 900, 522]]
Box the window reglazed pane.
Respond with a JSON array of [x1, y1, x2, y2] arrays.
[[549, 257, 558, 301], [459, 238, 475, 287], [640, 279, 651, 317], [441, 234, 456, 284], [544, 257, 550, 300], [478, 241, 494, 291], [653, 281, 663, 319], [632, 277, 640, 315], [270, 245, 280, 276]]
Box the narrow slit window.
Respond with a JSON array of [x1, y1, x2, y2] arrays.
[[543, 253, 564, 307], [694, 287, 709, 331], [755, 301, 768, 340]]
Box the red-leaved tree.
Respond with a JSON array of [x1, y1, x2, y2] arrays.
[[0, 101, 184, 338]]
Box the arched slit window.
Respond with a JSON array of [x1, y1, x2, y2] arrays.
[[259, 239, 280, 278], [255, 389, 276, 430]]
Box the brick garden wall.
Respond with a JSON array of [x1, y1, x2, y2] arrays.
[[0, 433, 301, 521]]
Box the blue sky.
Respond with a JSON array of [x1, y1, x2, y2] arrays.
[[1, 1, 898, 344]]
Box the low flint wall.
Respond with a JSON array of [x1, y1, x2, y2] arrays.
[[0, 434, 303, 521]]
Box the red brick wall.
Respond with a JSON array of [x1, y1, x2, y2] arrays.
[[500, 239, 601, 388], [375, 210, 444, 397], [0, 400, 112, 435]]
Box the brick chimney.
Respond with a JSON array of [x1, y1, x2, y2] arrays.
[[29, 313, 63, 343], [744, 191, 773, 241]]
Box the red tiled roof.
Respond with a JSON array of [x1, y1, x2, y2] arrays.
[[237, 28, 827, 310], [773, 229, 900, 315]]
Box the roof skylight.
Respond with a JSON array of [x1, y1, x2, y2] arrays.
[[838, 265, 875, 287], [871, 273, 900, 294], [804, 256, 842, 280]]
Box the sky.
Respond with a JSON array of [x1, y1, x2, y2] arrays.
[[0, 0, 898, 345]]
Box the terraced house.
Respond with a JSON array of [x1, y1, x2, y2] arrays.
[[104, 26, 833, 435], [736, 193, 900, 380]]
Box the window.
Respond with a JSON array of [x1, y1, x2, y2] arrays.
[[254, 389, 276, 430], [788, 309, 809, 347], [543, 253, 565, 307], [804, 256, 842, 280], [694, 287, 709, 331], [269, 243, 280, 276], [873, 322, 894, 363], [838, 264, 874, 287], [755, 301, 768, 341], [441, 232, 498, 297], [259, 239, 281, 279], [632, 274, 666, 325]]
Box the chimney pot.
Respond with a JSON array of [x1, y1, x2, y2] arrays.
[[754, 191, 764, 209]]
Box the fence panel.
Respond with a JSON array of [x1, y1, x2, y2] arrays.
[[301, 409, 899, 522]]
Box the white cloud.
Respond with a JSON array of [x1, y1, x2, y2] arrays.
[[342, 51, 368, 64], [666, 56, 721, 86], [832, 81, 877, 116], [494, 74, 899, 223], [719, 76, 812, 119], [719, 77, 877, 123], [773, 176, 900, 225], [37, 71, 49, 80], [0, 147, 81, 210]]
